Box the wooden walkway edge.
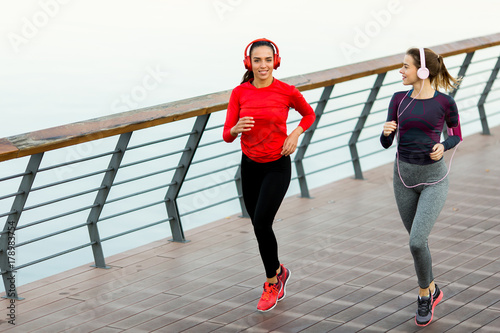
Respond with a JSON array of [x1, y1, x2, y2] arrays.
[[1, 126, 499, 332]]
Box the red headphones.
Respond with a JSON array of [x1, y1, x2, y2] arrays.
[[243, 38, 281, 70]]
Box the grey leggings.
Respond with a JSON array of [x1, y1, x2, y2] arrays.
[[393, 159, 448, 289]]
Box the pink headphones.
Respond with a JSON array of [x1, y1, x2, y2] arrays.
[[417, 47, 429, 80]]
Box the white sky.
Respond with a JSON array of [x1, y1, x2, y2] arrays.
[[0, 0, 499, 136]]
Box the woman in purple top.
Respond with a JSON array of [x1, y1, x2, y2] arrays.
[[381, 47, 462, 327]]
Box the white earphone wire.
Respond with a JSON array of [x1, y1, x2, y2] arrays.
[[395, 80, 460, 188]]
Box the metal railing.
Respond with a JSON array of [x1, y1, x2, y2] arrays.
[[1, 33, 500, 299]]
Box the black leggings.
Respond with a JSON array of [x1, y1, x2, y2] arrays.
[[241, 154, 291, 278]]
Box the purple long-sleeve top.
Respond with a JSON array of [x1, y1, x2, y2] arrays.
[[380, 90, 461, 165]]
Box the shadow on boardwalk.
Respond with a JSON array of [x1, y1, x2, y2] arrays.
[[1, 126, 499, 332]]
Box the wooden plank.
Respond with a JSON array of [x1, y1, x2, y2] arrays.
[[0, 138, 19, 162], [0, 127, 497, 331]]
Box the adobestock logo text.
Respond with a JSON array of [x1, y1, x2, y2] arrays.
[[339, 0, 403, 61], [7, 0, 72, 53]]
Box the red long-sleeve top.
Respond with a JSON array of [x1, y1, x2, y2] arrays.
[[223, 78, 316, 163]]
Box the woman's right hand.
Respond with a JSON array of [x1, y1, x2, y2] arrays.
[[230, 116, 254, 137], [383, 121, 397, 137]]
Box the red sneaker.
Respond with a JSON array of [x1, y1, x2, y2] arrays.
[[257, 281, 282, 312], [277, 264, 291, 301]]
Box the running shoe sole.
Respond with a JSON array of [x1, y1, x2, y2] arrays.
[[278, 268, 291, 301], [416, 289, 444, 327]]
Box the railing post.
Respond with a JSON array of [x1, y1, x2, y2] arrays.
[[165, 114, 210, 242], [443, 52, 475, 139], [86, 132, 133, 268], [477, 52, 500, 135], [348, 73, 386, 180], [0, 153, 44, 300], [234, 165, 249, 218], [294, 85, 334, 198], [450, 52, 474, 99]]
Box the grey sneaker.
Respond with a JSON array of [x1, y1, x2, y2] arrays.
[[415, 284, 443, 326]]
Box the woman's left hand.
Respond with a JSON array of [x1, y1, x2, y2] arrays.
[[281, 134, 298, 156], [429, 143, 445, 161], [281, 127, 303, 156]]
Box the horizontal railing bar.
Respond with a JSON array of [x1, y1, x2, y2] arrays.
[[14, 242, 94, 271], [204, 123, 224, 132], [302, 159, 353, 176], [455, 89, 499, 104], [375, 94, 394, 101], [454, 82, 485, 92], [178, 178, 235, 198], [292, 150, 394, 179], [325, 102, 367, 114], [127, 131, 195, 151], [371, 108, 387, 115], [0, 210, 17, 219], [179, 196, 239, 216], [461, 117, 483, 126], [358, 133, 383, 143], [23, 186, 106, 212], [465, 68, 497, 77], [458, 104, 480, 112], [105, 182, 175, 204], [98, 199, 169, 222], [303, 98, 322, 105], [306, 130, 352, 146], [14, 204, 99, 231], [100, 217, 173, 243], [454, 95, 481, 104], [198, 139, 225, 149], [191, 151, 241, 165], [30, 167, 113, 192], [487, 110, 500, 117], [303, 143, 350, 160], [382, 80, 403, 87], [120, 148, 189, 169], [446, 64, 461, 71], [358, 148, 390, 160], [0, 171, 30, 183], [485, 96, 500, 104], [16, 222, 88, 247], [329, 87, 373, 100], [0, 190, 23, 201], [183, 163, 239, 183], [362, 121, 386, 131], [112, 165, 182, 187], [37, 150, 119, 172], [316, 116, 360, 129], [471, 55, 500, 64]]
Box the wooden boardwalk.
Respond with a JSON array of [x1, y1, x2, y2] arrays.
[[1, 126, 499, 332]]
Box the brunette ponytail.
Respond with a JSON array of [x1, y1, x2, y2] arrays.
[[433, 54, 462, 92], [241, 70, 254, 84]]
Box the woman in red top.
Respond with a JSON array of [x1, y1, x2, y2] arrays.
[[223, 38, 315, 312]]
